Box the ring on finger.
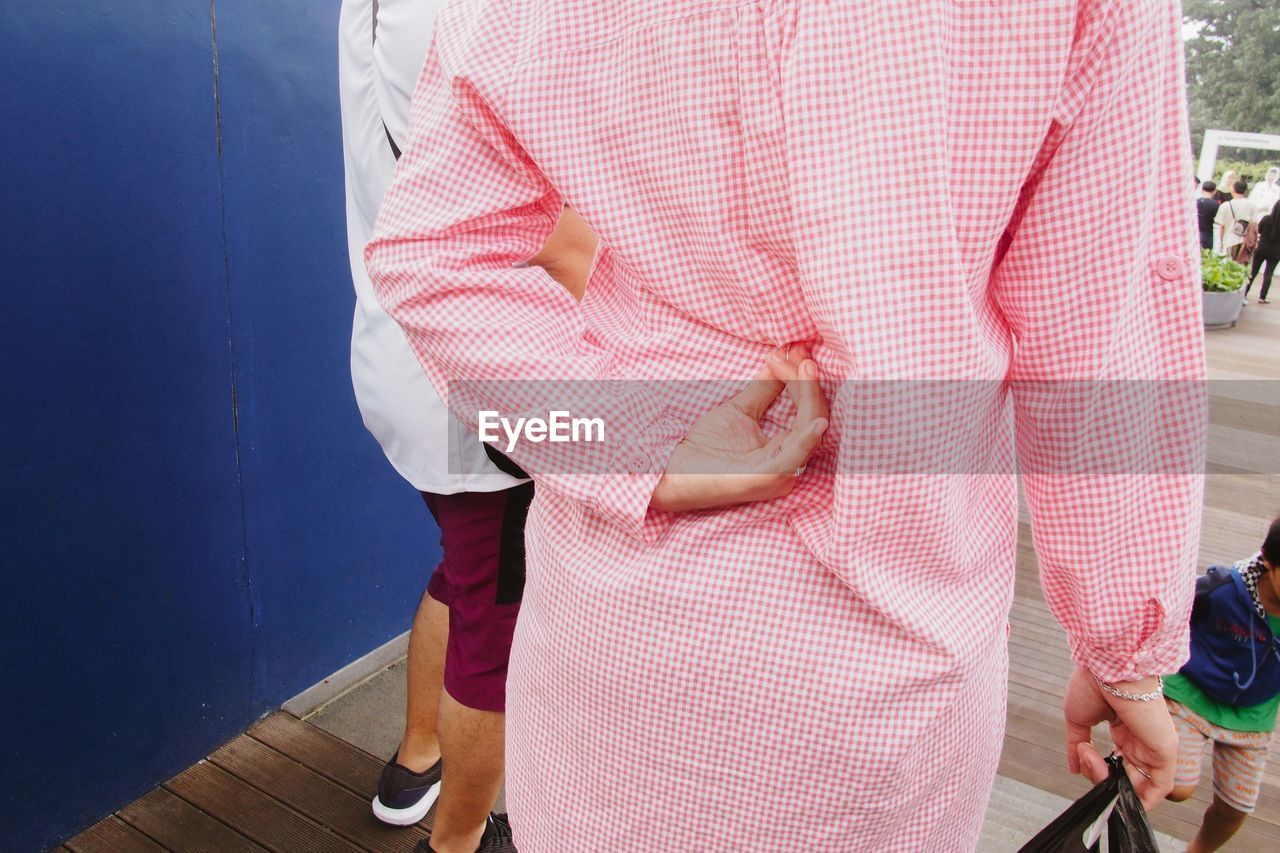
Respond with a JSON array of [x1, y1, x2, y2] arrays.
[[1106, 750, 1152, 782]]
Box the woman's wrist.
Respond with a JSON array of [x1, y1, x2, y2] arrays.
[[1093, 673, 1164, 702]]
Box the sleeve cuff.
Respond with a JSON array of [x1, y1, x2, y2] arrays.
[[1069, 599, 1191, 683], [588, 409, 686, 544]]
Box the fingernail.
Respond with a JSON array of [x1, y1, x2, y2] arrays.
[[802, 360, 817, 379], [811, 418, 828, 436]]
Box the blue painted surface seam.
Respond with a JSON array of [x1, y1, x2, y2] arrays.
[[209, 0, 261, 662]]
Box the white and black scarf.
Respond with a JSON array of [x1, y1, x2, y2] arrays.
[[1237, 553, 1268, 620]]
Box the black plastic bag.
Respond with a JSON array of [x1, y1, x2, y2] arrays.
[[1017, 755, 1160, 853]]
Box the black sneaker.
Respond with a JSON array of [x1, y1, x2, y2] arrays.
[[413, 813, 517, 852], [371, 751, 442, 826]]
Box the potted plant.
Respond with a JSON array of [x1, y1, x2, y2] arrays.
[[1201, 249, 1246, 329]]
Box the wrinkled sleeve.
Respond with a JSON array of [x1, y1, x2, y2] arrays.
[[992, 0, 1207, 683], [364, 18, 683, 541]]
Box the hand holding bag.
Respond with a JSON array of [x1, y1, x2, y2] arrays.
[[1017, 755, 1160, 853]]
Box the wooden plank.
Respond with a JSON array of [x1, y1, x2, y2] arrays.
[[1209, 395, 1280, 438], [1007, 649, 1070, 677], [209, 732, 427, 852], [165, 760, 360, 853], [1205, 300, 1280, 377], [248, 712, 383, 799], [1201, 473, 1280, 529], [118, 788, 264, 853], [1207, 425, 1280, 475], [1007, 637, 1071, 667], [1008, 611, 1058, 634], [64, 815, 168, 853], [1004, 674, 1066, 702]]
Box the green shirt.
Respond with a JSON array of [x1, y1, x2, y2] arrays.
[[1165, 612, 1280, 733]]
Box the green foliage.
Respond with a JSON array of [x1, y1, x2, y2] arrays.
[[1200, 248, 1248, 292], [1203, 157, 1277, 189], [1184, 1, 1280, 152]]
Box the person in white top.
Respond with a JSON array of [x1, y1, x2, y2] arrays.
[[338, 2, 597, 851], [1215, 179, 1257, 261], [342, 0, 513, 495], [1249, 167, 1280, 219]]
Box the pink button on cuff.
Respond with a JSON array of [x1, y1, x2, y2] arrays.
[[621, 450, 651, 474], [1152, 255, 1182, 281]]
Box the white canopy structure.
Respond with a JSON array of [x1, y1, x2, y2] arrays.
[[1196, 129, 1280, 183]]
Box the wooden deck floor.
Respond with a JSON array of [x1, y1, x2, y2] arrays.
[[65, 302, 1277, 852], [62, 713, 424, 853]]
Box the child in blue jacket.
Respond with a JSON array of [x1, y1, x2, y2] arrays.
[[1164, 515, 1280, 852]]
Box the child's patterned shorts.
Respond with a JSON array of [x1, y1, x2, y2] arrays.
[[1168, 698, 1272, 814]]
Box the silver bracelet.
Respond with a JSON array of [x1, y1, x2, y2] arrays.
[[1094, 674, 1164, 702]]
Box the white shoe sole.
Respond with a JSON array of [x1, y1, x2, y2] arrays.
[[371, 781, 441, 826]]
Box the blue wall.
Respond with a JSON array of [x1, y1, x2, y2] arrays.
[[0, 3, 439, 849]]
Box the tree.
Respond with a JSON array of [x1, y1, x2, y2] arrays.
[[1184, 0, 1280, 161]]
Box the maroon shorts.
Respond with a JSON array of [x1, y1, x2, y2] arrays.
[[421, 484, 532, 713]]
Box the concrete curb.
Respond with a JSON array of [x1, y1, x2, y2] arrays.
[[282, 630, 410, 719]]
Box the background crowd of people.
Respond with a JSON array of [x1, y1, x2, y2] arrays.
[[1197, 167, 1280, 304]]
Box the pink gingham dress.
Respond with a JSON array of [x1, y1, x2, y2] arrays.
[[367, 1, 1206, 849]]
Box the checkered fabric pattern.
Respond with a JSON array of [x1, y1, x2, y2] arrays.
[[367, 1, 1206, 849]]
